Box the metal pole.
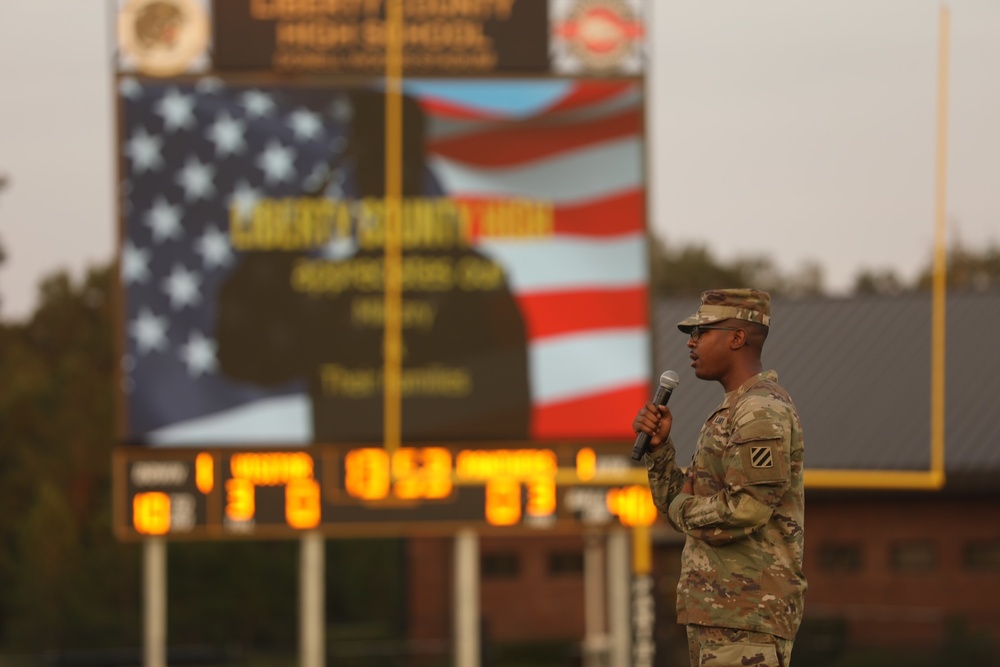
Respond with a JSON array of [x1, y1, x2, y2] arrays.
[[929, 2, 950, 489], [454, 529, 480, 667], [143, 537, 167, 667], [631, 526, 656, 667], [299, 531, 325, 667], [583, 533, 607, 667], [606, 529, 630, 667], [382, 0, 404, 460]]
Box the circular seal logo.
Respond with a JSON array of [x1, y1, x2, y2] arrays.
[[554, 0, 644, 72], [118, 0, 209, 77]]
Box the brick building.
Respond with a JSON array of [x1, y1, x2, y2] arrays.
[[405, 292, 1000, 664]]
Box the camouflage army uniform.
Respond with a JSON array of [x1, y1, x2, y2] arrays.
[[646, 370, 807, 644]]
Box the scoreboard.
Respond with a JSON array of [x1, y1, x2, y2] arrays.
[[112, 0, 655, 543], [114, 442, 658, 540]]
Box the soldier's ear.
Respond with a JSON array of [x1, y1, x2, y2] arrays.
[[731, 328, 748, 350]]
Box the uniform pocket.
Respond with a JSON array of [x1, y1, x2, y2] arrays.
[[699, 640, 780, 666]]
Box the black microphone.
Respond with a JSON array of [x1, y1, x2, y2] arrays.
[[631, 370, 680, 461]]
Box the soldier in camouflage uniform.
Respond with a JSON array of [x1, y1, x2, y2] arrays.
[[632, 288, 806, 667]]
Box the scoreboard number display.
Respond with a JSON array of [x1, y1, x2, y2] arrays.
[[115, 443, 658, 540]]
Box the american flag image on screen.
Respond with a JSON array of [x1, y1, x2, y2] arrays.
[[118, 77, 650, 445]]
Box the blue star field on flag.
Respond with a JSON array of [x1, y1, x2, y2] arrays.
[[120, 77, 359, 438]]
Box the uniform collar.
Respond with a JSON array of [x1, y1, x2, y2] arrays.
[[721, 370, 778, 410]]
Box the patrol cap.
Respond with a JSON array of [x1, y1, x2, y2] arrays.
[[677, 288, 771, 333]]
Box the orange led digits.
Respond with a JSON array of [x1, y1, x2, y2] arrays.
[[391, 448, 421, 500], [225, 478, 255, 521], [225, 452, 317, 528], [485, 477, 521, 526], [392, 447, 453, 500], [420, 447, 453, 499], [525, 476, 555, 518], [195, 452, 214, 494], [345, 448, 390, 500], [606, 485, 658, 527], [285, 478, 321, 529], [576, 447, 596, 481], [133, 491, 171, 535]]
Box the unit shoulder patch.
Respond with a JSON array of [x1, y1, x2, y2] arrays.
[[750, 445, 774, 469], [733, 418, 788, 485]]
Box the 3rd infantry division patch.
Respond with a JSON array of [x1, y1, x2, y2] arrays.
[[750, 446, 774, 468]]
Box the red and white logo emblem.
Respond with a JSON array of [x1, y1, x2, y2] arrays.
[[552, 0, 645, 73]]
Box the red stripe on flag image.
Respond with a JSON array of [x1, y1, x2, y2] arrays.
[[554, 191, 645, 237], [532, 384, 650, 440], [428, 109, 641, 168], [518, 289, 648, 341]]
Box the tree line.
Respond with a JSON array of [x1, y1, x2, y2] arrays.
[[650, 235, 1000, 297]]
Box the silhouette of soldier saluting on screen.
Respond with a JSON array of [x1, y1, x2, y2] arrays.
[[214, 90, 532, 442]]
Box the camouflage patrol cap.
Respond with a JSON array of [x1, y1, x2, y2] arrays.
[[677, 288, 771, 333]]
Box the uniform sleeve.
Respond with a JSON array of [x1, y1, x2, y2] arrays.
[[666, 397, 794, 545], [644, 438, 689, 518]]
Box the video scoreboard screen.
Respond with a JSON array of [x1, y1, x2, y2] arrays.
[[115, 442, 658, 540], [112, 0, 656, 542]]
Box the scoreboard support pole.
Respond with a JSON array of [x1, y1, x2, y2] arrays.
[[583, 530, 631, 667], [299, 532, 325, 667], [630, 526, 656, 667], [607, 529, 631, 667], [143, 538, 167, 667], [582, 533, 607, 667], [454, 529, 481, 667]]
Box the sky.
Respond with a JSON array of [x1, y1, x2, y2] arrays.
[[1, 0, 998, 321]]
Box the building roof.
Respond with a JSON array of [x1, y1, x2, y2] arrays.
[[651, 291, 1000, 490]]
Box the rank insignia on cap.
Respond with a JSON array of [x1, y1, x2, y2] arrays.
[[750, 446, 774, 468]]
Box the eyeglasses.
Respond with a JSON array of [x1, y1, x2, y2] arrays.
[[688, 325, 741, 342]]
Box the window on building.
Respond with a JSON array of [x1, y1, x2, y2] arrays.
[[818, 544, 863, 572], [964, 540, 1000, 571], [481, 552, 520, 578], [548, 550, 584, 576], [890, 541, 937, 572]]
